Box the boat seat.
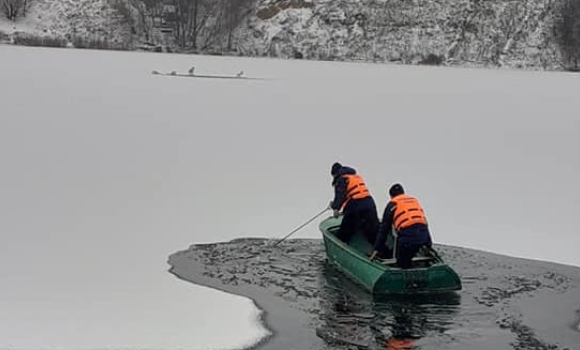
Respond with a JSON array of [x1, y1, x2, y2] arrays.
[[378, 256, 434, 266]]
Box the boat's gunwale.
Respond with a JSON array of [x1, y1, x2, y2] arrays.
[[319, 216, 462, 294], [319, 216, 446, 271], [322, 222, 388, 270]]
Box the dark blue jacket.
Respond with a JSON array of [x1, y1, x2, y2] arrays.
[[374, 199, 432, 251], [331, 166, 376, 215]]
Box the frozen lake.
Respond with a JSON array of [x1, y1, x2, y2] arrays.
[[0, 45, 579, 349]]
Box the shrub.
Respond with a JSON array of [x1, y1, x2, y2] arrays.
[[71, 36, 128, 51], [554, 0, 580, 71], [419, 53, 444, 66], [12, 33, 67, 47]]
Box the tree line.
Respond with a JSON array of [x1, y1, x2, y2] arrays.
[[128, 0, 255, 51], [2, 0, 255, 52]]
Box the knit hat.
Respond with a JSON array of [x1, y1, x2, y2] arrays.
[[331, 162, 342, 176], [389, 183, 405, 197]]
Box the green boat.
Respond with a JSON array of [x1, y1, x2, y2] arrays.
[[319, 216, 462, 294]]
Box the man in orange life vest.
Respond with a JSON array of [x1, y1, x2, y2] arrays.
[[330, 162, 379, 245], [370, 183, 432, 269]]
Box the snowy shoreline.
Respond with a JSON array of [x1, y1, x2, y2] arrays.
[[169, 239, 324, 349], [168, 268, 274, 350]]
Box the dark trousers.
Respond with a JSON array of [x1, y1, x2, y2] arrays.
[[395, 224, 432, 268], [337, 209, 379, 246], [396, 242, 426, 269]]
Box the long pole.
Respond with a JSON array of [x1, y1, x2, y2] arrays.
[[273, 206, 330, 246]]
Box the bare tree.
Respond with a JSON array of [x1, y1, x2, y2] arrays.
[[124, 0, 253, 51], [555, 0, 580, 71], [186, 0, 254, 52], [129, 0, 164, 42], [173, 0, 215, 49], [222, 0, 254, 51], [174, 0, 195, 48], [496, 2, 530, 66], [2, 0, 30, 21], [197, 0, 226, 50]]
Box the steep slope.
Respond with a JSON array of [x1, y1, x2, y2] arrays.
[[0, 0, 574, 70], [237, 0, 564, 70]]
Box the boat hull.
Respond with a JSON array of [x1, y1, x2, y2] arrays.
[[320, 216, 462, 294]]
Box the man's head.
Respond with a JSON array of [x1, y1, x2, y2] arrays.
[[389, 183, 405, 198], [331, 162, 342, 176]]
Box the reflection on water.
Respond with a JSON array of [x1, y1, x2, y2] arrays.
[[317, 262, 461, 349]]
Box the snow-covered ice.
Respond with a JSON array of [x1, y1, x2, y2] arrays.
[[0, 44, 579, 350]]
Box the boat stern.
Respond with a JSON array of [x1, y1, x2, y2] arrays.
[[373, 264, 462, 294]]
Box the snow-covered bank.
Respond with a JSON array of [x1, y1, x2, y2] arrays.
[[1, 45, 579, 349], [1, 0, 579, 70]]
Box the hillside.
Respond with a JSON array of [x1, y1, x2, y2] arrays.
[[1, 0, 578, 71], [0, 0, 132, 46], [240, 0, 564, 70]]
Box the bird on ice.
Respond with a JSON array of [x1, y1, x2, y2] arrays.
[[236, 70, 244, 78], [188, 66, 195, 75]]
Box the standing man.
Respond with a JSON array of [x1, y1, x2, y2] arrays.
[[330, 162, 379, 246], [371, 183, 432, 268]]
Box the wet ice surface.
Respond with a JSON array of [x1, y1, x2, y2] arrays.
[[169, 238, 580, 350], [2, 45, 580, 349]]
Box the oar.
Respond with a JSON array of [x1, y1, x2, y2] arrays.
[[273, 206, 331, 246]]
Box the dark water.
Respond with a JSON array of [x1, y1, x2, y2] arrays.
[[317, 262, 463, 349], [168, 239, 580, 350], [315, 262, 513, 350]]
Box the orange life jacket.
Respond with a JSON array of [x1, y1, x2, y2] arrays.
[[392, 194, 427, 231], [387, 338, 415, 350], [342, 174, 370, 207]]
